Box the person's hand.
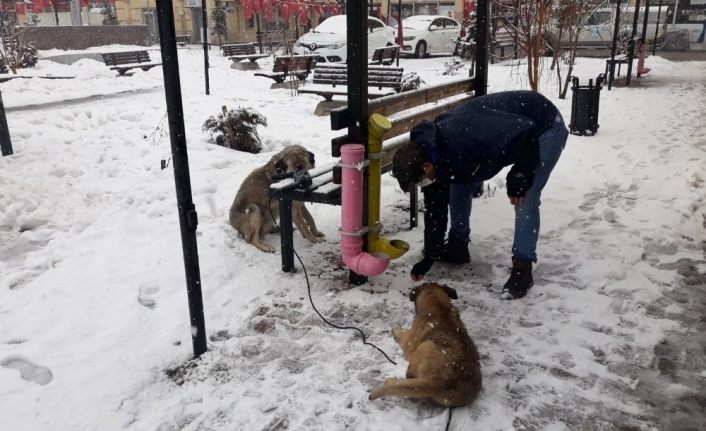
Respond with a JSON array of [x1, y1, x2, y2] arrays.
[[411, 257, 435, 281], [509, 195, 525, 206]]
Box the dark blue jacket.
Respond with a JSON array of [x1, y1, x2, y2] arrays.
[[410, 91, 559, 197]]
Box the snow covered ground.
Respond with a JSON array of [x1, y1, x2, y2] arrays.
[[1, 46, 705, 431]]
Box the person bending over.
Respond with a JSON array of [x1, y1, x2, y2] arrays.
[[392, 90, 569, 299]]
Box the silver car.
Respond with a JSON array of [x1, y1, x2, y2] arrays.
[[293, 15, 396, 63], [399, 15, 461, 58]]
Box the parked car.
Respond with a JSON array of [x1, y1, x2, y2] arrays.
[[292, 15, 396, 63], [398, 15, 461, 58], [550, 6, 668, 50]]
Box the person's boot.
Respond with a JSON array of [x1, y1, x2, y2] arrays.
[[500, 257, 533, 300], [441, 235, 470, 264]]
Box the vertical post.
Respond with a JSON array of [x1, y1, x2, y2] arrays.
[[626, 0, 642, 86], [475, 0, 489, 96], [256, 14, 263, 53], [638, 0, 651, 78], [653, 0, 663, 55], [347, 0, 369, 286], [0, 91, 13, 157], [201, 0, 210, 95], [278, 197, 295, 272], [397, 0, 402, 66], [640, 0, 651, 43], [69, 0, 82, 25], [608, 0, 622, 90], [155, 0, 208, 358]]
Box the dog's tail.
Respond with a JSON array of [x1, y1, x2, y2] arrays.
[[369, 378, 443, 403]]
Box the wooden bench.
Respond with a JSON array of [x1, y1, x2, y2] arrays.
[[490, 28, 516, 64], [221, 43, 269, 67], [370, 45, 400, 65], [101, 51, 162, 76], [270, 74, 476, 272], [298, 63, 405, 115], [176, 34, 191, 46], [254, 54, 318, 85]]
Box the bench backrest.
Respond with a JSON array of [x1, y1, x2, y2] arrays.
[[329, 76, 476, 168], [272, 55, 317, 73], [101, 51, 151, 66], [371, 46, 400, 65], [494, 29, 515, 45], [313, 64, 404, 90], [221, 43, 257, 57]]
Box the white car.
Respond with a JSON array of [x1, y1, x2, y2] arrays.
[[293, 15, 396, 63], [399, 15, 461, 58]]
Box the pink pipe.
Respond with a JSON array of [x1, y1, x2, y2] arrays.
[[340, 144, 390, 276]]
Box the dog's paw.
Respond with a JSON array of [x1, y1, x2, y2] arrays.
[[306, 235, 326, 243], [369, 387, 383, 401], [253, 242, 276, 253], [312, 230, 326, 238]]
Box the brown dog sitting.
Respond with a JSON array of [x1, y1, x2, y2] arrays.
[[369, 283, 482, 407], [229, 145, 325, 252]]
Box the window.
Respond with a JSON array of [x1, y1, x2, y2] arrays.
[[442, 18, 458, 29], [430, 18, 444, 30], [368, 18, 384, 32]]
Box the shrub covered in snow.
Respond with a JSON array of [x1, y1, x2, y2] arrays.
[[202, 105, 267, 154]]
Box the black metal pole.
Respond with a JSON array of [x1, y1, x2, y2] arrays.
[[653, 0, 663, 55], [626, 0, 641, 86], [475, 0, 489, 96], [0, 91, 12, 157], [347, 0, 369, 286], [608, 0, 622, 90], [397, 0, 402, 67], [201, 0, 210, 95], [155, 0, 208, 358], [640, 0, 651, 43]]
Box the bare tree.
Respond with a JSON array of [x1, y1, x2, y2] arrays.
[[492, 0, 554, 92], [549, 0, 605, 99]]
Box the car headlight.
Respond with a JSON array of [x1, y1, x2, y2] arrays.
[[329, 41, 346, 50], [403, 36, 416, 41], [294, 40, 301, 47]]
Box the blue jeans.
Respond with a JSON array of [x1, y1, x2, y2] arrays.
[[512, 114, 568, 262], [449, 113, 568, 261], [448, 181, 483, 242]]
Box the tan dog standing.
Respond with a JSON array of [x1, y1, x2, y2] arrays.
[[369, 283, 482, 407], [229, 145, 325, 252]]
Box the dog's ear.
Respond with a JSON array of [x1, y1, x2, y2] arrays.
[[275, 159, 287, 174], [308, 151, 315, 167], [441, 285, 458, 300], [409, 286, 420, 302]]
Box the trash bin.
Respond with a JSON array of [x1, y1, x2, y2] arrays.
[[569, 74, 605, 136]]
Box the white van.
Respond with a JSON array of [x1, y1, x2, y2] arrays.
[[561, 6, 669, 47]]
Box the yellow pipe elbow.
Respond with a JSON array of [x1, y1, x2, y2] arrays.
[[369, 237, 410, 260], [366, 113, 409, 260]]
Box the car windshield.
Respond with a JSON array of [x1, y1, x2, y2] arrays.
[[313, 15, 347, 34], [403, 17, 433, 30]]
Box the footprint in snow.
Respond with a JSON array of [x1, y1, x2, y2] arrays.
[[1, 355, 53, 385], [137, 284, 160, 309]]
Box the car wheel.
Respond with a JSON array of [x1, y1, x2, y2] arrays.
[[415, 41, 427, 58]]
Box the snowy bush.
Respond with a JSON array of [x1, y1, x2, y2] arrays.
[[399, 72, 425, 92], [0, 27, 38, 71], [202, 106, 267, 154]]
